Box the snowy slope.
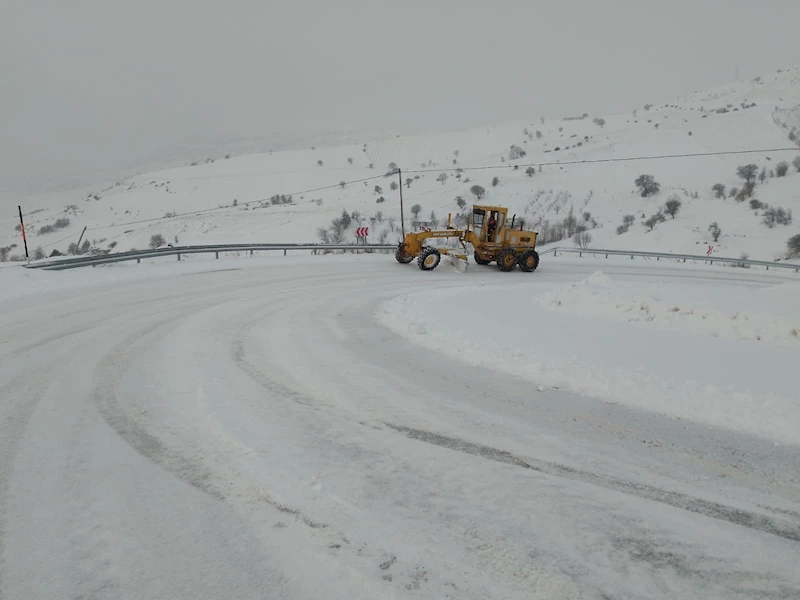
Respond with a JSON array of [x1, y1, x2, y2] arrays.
[[3, 66, 800, 262]]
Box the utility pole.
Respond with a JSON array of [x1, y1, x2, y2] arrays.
[[398, 168, 405, 237], [76, 226, 87, 252], [18, 206, 29, 261]]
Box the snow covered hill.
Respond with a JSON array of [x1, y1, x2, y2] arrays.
[[3, 66, 800, 263]]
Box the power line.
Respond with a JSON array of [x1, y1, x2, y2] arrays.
[[402, 147, 800, 174], [40, 232, 78, 250], [90, 173, 387, 231]]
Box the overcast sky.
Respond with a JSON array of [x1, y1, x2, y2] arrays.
[[2, 0, 799, 194]]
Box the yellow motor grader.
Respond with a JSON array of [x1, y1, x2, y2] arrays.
[[395, 204, 539, 272]]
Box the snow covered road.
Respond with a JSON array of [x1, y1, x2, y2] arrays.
[[1, 255, 798, 599]]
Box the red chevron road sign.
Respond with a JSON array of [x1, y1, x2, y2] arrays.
[[355, 227, 369, 237]]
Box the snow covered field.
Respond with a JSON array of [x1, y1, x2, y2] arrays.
[[1, 254, 798, 599], [3, 67, 800, 264]]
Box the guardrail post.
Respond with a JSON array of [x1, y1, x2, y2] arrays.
[[579, 251, 582, 257], [553, 250, 557, 257], [137, 258, 140, 264], [250, 250, 253, 256], [631, 254, 634, 259], [284, 249, 287, 256], [215, 252, 219, 259], [605, 253, 608, 259], [177, 253, 181, 261]]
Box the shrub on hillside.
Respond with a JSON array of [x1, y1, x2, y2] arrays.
[[492, 176, 500, 187], [776, 162, 789, 177], [712, 183, 726, 199], [33, 246, 45, 260], [708, 222, 721, 242], [793, 156, 800, 172], [762, 206, 792, 228], [749, 199, 764, 210], [728, 187, 739, 198], [455, 196, 467, 209], [150, 234, 166, 248], [787, 234, 800, 257], [592, 118, 606, 128], [389, 181, 399, 191], [509, 145, 526, 160], [635, 174, 660, 197]]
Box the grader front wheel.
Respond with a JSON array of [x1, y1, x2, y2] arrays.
[[395, 246, 414, 264], [496, 248, 518, 272], [473, 251, 491, 265], [417, 248, 442, 271]]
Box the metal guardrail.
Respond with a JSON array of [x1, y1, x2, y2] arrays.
[[20, 243, 800, 273], [546, 247, 800, 272], [22, 243, 398, 271]]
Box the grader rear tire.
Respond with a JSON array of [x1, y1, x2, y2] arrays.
[[496, 248, 518, 272], [417, 248, 442, 271], [473, 251, 491, 265], [518, 249, 540, 272]]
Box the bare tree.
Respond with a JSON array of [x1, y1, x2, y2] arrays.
[[592, 117, 606, 127], [405, 178, 413, 188], [573, 230, 592, 248], [470, 185, 486, 200], [526, 167, 536, 177], [437, 173, 448, 185], [712, 183, 726, 199], [492, 176, 500, 187], [389, 181, 399, 191], [149, 234, 166, 248], [708, 222, 721, 242], [455, 196, 467, 209], [644, 215, 659, 231], [347, 157, 354, 165], [411, 204, 422, 219], [793, 156, 800, 172], [374, 185, 383, 194], [736, 164, 758, 184], [664, 196, 682, 218]]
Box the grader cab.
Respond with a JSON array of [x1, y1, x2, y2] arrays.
[[395, 204, 540, 272]]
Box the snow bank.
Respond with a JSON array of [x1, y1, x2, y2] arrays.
[[376, 273, 800, 444], [539, 271, 800, 344]]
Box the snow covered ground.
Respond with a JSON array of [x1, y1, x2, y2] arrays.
[[1, 254, 798, 599], [3, 66, 800, 263], [378, 261, 800, 444]]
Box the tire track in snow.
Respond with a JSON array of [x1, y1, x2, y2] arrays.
[[386, 424, 800, 543]]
